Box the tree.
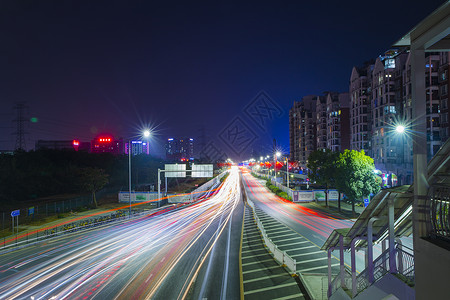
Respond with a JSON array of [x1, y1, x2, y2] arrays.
[[307, 149, 338, 207], [77, 167, 109, 208], [334, 149, 380, 216]]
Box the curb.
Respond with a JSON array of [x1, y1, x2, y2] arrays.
[[298, 272, 315, 300]]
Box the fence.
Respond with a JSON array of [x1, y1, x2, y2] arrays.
[[244, 179, 297, 275]]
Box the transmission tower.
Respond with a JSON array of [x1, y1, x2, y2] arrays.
[[13, 102, 28, 151]]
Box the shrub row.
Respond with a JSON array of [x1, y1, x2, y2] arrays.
[[265, 180, 292, 201]]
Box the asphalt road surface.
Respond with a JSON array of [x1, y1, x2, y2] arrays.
[[0, 167, 243, 300]]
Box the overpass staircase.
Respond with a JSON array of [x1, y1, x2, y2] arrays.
[[321, 138, 450, 299]]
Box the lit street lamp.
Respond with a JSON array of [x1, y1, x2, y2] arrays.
[[129, 129, 151, 218]]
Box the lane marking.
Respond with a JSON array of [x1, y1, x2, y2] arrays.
[[277, 241, 309, 247], [243, 272, 290, 283], [273, 294, 305, 300], [242, 265, 279, 274], [296, 257, 328, 264], [242, 248, 268, 254], [299, 263, 340, 273], [242, 258, 274, 266], [270, 236, 302, 243], [290, 250, 323, 258], [244, 282, 299, 295], [242, 252, 272, 259]]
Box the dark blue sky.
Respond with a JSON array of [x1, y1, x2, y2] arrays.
[[0, 0, 446, 159]]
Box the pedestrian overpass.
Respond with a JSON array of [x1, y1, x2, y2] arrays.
[[322, 137, 450, 299]]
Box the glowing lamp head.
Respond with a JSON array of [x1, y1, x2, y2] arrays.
[[395, 125, 405, 134], [276, 152, 281, 157], [143, 130, 150, 138]]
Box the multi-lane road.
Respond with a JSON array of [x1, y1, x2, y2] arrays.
[[0, 168, 243, 300], [0, 167, 378, 299]]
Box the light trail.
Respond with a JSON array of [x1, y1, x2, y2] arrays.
[[0, 167, 242, 300]]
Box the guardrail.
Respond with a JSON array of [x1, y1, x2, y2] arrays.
[[1, 208, 148, 253], [244, 180, 297, 275]]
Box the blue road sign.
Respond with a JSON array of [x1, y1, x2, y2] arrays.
[[11, 209, 20, 217], [364, 198, 370, 207]]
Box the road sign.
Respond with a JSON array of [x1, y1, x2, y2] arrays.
[[192, 164, 213, 178], [11, 209, 20, 217], [364, 198, 370, 207], [165, 164, 186, 178], [28, 206, 35, 216]]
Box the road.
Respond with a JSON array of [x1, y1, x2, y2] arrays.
[[241, 170, 368, 272], [0, 167, 243, 300]]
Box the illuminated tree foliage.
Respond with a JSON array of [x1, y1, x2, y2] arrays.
[[335, 149, 380, 215]]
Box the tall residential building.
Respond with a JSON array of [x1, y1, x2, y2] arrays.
[[326, 92, 350, 152], [289, 96, 316, 167], [315, 95, 327, 150], [349, 64, 373, 152], [165, 137, 194, 161], [289, 101, 302, 162]]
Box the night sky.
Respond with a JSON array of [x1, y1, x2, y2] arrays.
[[0, 0, 446, 159]]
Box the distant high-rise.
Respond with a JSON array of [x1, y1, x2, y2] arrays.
[[165, 137, 194, 161], [125, 140, 150, 155], [91, 135, 124, 154]]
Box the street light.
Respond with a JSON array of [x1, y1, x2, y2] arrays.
[[395, 125, 405, 134], [129, 129, 151, 218], [274, 151, 281, 181]]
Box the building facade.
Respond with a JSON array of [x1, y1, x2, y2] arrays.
[[165, 137, 194, 161]]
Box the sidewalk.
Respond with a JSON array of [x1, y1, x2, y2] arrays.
[[309, 199, 365, 220]]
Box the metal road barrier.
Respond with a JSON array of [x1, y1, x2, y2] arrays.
[[1, 208, 149, 253], [243, 178, 297, 275]]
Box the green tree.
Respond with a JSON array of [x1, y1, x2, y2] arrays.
[[307, 149, 339, 207], [335, 149, 380, 216], [77, 167, 109, 208]]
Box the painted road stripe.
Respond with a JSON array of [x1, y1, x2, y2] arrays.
[[295, 257, 328, 264], [270, 232, 298, 239], [244, 282, 299, 295], [261, 223, 286, 229], [264, 228, 292, 234], [242, 265, 279, 274], [242, 258, 274, 266], [271, 236, 302, 243], [290, 250, 323, 258], [273, 294, 304, 300], [278, 240, 309, 247], [244, 232, 261, 238], [299, 263, 340, 273], [242, 248, 267, 254], [242, 252, 272, 259], [243, 273, 290, 283]]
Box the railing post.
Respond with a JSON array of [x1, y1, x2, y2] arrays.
[[339, 235, 345, 288]]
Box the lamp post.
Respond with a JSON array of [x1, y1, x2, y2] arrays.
[[285, 157, 289, 189], [274, 151, 281, 181], [128, 130, 151, 218]]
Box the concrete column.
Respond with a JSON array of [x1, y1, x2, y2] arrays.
[[328, 247, 334, 298], [339, 235, 345, 288], [388, 197, 397, 273], [411, 48, 428, 239], [368, 217, 380, 283], [351, 238, 359, 297]]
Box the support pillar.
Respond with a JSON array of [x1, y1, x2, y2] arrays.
[[339, 235, 345, 288], [328, 247, 334, 298], [368, 217, 380, 283], [351, 238, 360, 297], [388, 197, 397, 273]]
